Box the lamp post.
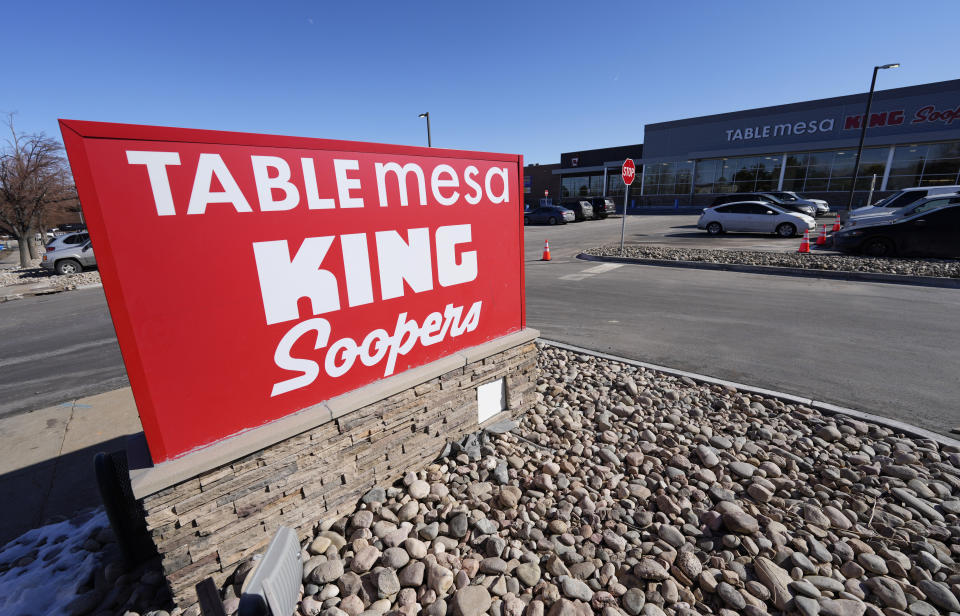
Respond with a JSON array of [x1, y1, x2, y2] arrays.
[[418, 112, 431, 147], [846, 63, 899, 213]]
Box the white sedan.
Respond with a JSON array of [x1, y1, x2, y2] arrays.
[[698, 201, 816, 238]]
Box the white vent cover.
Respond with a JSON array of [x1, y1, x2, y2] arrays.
[[477, 378, 506, 424]]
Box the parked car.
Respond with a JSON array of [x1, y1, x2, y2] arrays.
[[586, 197, 616, 219], [852, 185, 960, 218], [698, 201, 816, 237], [45, 231, 90, 252], [834, 201, 960, 257], [710, 193, 817, 217], [40, 239, 97, 274], [560, 199, 594, 221], [765, 191, 830, 216], [524, 205, 575, 225], [846, 193, 960, 228]]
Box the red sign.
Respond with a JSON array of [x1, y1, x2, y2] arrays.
[[843, 103, 960, 130], [59, 120, 526, 462], [622, 159, 636, 186]]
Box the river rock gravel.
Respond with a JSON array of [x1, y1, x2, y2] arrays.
[[71, 343, 960, 616], [584, 245, 960, 279]]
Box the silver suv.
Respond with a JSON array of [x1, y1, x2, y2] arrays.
[[40, 239, 96, 274]]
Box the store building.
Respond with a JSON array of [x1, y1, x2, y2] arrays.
[[523, 163, 561, 205], [554, 144, 643, 203], [542, 78, 960, 209]]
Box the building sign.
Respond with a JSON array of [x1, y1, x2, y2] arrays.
[[717, 96, 960, 145], [842, 103, 960, 130], [725, 118, 834, 142], [59, 120, 526, 462], [643, 82, 960, 158]]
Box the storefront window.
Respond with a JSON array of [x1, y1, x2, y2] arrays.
[[653, 142, 960, 196], [886, 141, 960, 190], [854, 149, 889, 190], [694, 159, 720, 193], [607, 171, 626, 197], [698, 155, 778, 193], [755, 156, 781, 191], [770, 147, 887, 193], [782, 153, 807, 191], [730, 157, 759, 191], [560, 173, 606, 198], [641, 161, 693, 196]]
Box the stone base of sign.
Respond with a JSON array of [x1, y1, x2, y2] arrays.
[[127, 329, 539, 608]]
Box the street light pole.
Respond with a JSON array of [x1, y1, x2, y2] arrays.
[[846, 63, 899, 213], [418, 112, 431, 147]]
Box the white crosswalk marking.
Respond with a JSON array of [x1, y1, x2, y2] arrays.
[[581, 264, 623, 274], [559, 263, 623, 281]]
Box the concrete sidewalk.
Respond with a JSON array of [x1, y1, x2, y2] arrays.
[[0, 387, 141, 545]]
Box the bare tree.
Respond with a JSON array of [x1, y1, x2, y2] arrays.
[[0, 114, 75, 267]]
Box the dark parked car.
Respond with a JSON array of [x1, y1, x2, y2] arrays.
[[559, 199, 594, 221], [710, 193, 816, 217], [524, 205, 576, 225], [833, 201, 960, 257], [586, 197, 616, 219]]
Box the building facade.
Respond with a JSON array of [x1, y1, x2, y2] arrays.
[[523, 163, 561, 205], [542, 79, 960, 209]]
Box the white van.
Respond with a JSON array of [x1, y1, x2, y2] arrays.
[[852, 185, 960, 217]]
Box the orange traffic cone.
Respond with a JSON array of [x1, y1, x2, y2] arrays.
[[542, 240, 552, 261], [798, 230, 810, 254], [816, 224, 827, 245], [832, 218, 841, 232]]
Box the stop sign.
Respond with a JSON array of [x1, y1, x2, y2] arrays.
[[622, 159, 636, 186]]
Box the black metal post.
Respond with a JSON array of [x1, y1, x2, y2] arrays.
[[846, 67, 880, 212], [418, 112, 432, 147]]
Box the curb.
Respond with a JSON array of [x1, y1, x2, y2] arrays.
[[0, 282, 103, 303], [577, 253, 960, 290], [538, 338, 960, 450]]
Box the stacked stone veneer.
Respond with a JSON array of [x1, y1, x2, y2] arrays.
[[137, 339, 537, 607]]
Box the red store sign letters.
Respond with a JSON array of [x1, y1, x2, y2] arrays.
[[843, 103, 960, 129]]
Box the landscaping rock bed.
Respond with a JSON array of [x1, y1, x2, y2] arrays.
[[584, 245, 960, 279], [49, 343, 960, 615], [0, 257, 101, 291]]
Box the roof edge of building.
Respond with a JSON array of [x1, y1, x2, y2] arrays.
[[645, 78, 960, 131]]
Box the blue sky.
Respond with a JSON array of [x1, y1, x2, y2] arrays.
[[5, 1, 959, 164]]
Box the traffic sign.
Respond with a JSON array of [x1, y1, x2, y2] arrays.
[[622, 159, 636, 186]]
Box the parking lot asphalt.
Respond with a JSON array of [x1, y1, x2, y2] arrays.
[[523, 214, 834, 255], [524, 244, 960, 438], [0, 288, 128, 419]]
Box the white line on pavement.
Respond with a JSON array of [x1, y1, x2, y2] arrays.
[[0, 338, 117, 369], [559, 263, 623, 281]]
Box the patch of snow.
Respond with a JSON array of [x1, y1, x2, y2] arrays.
[[0, 508, 107, 616]]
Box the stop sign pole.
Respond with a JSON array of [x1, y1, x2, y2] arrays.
[[620, 159, 636, 255]]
